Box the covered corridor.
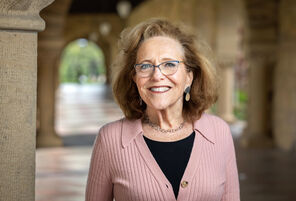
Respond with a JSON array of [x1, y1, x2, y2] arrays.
[[1, 0, 296, 200], [36, 84, 296, 201]]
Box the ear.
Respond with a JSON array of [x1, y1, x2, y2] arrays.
[[186, 70, 193, 86]]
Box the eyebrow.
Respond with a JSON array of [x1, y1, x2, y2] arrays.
[[137, 57, 178, 64]]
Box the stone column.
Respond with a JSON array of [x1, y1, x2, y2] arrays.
[[36, 0, 72, 147], [216, 61, 236, 123], [37, 39, 64, 147], [0, 0, 54, 200], [273, 0, 296, 151], [241, 57, 273, 147], [240, 0, 278, 148], [214, 0, 245, 123]]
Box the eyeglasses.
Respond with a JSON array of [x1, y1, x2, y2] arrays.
[[134, 60, 183, 78]]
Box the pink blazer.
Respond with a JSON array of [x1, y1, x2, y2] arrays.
[[86, 114, 240, 201]]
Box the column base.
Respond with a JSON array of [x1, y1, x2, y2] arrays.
[[219, 113, 236, 124], [274, 135, 296, 152], [36, 132, 63, 148], [240, 131, 273, 148]]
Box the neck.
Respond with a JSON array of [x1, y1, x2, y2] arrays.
[[145, 105, 184, 130]]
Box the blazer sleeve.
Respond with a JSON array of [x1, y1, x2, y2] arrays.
[[85, 128, 113, 201], [221, 125, 240, 201]]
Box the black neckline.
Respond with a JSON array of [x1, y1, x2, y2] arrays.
[[143, 131, 195, 144], [143, 131, 196, 199]]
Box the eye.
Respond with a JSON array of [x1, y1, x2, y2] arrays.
[[164, 61, 177, 68], [140, 63, 153, 70]]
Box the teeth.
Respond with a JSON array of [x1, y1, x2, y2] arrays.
[[150, 87, 170, 92]]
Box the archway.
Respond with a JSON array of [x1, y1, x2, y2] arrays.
[[55, 38, 114, 140], [59, 38, 106, 84]]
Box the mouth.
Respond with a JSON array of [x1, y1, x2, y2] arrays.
[[148, 86, 171, 93]]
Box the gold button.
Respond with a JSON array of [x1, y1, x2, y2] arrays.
[[181, 180, 189, 188]]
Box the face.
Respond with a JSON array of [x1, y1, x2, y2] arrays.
[[133, 36, 193, 112]]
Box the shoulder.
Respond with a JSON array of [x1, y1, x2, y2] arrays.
[[99, 118, 124, 135], [198, 114, 236, 159], [93, 118, 124, 147], [98, 117, 141, 136], [97, 117, 142, 148], [196, 113, 230, 133], [99, 118, 126, 142], [199, 113, 229, 129], [195, 113, 232, 144]]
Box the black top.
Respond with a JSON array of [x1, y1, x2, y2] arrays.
[[143, 132, 195, 199]]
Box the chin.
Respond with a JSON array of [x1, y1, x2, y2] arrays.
[[146, 101, 173, 111]]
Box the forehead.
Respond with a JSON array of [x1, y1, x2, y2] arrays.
[[136, 36, 184, 61]]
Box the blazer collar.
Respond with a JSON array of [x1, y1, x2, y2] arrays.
[[121, 118, 143, 148], [193, 114, 215, 144], [121, 114, 215, 148]]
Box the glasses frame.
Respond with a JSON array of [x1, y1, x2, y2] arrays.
[[134, 60, 184, 78]]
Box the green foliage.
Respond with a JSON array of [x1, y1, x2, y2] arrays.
[[234, 90, 247, 120], [210, 103, 217, 114], [59, 39, 106, 83], [209, 90, 247, 121]]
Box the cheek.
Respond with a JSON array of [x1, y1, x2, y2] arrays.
[[171, 74, 187, 90], [135, 78, 147, 94], [177, 71, 192, 88]]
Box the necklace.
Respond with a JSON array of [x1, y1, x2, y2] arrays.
[[143, 115, 185, 133]]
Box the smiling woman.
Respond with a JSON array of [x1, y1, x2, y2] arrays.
[[112, 19, 218, 121], [86, 18, 240, 201], [133, 36, 193, 122]]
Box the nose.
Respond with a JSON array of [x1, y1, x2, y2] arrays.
[[150, 66, 164, 80]]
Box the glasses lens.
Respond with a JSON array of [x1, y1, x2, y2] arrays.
[[135, 61, 180, 77], [160, 61, 179, 75], [135, 64, 153, 77]]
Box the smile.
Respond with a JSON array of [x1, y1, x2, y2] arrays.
[[149, 86, 171, 93]]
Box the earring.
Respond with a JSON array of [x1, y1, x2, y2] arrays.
[[185, 86, 191, 102]]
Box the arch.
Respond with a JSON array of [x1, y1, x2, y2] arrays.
[[63, 14, 122, 84], [59, 38, 106, 84]]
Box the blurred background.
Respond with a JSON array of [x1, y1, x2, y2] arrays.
[[35, 0, 296, 200]]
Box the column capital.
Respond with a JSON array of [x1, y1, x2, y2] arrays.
[[217, 57, 236, 68], [0, 0, 55, 32]]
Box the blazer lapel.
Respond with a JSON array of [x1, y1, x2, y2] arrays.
[[135, 133, 177, 201], [176, 130, 205, 201]]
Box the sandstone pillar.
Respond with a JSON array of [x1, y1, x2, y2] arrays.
[[0, 0, 54, 200], [240, 0, 278, 148], [273, 0, 296, 151], [36, 0, 72, 147], [214, 0, 244, 123], [241, 58, 273, 147], [216, 62, 236, 123], [37, 39, 64, 147]]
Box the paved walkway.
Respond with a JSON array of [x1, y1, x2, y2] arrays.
[[36, 84, 296, 201], [55, 84, 123, 136]]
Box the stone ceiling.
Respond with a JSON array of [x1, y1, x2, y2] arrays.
[[69, 0, 145, 14]]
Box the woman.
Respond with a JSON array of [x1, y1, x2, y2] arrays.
[[86, 19, 240, 201]]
